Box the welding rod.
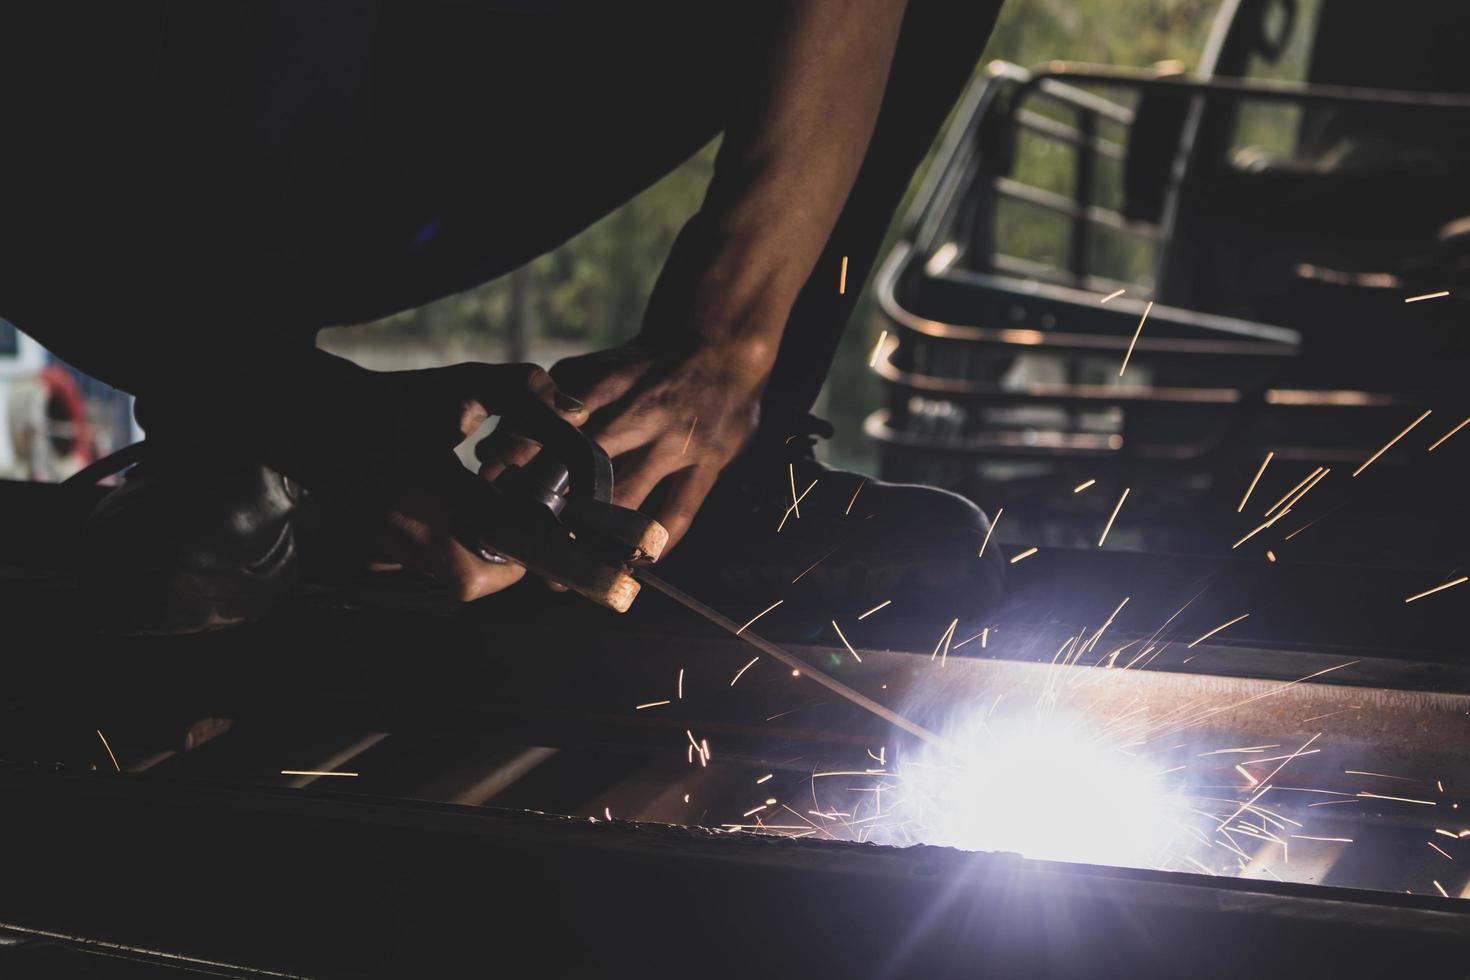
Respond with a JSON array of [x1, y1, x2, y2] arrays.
[[636, 570, 946, 747]]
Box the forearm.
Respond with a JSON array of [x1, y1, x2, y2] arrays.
[[641, 0, 907, 377]]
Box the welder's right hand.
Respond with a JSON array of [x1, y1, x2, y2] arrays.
[[314, 361, 588, 601]]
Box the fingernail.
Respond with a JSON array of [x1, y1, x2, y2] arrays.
[[554, 391, 586, 413]]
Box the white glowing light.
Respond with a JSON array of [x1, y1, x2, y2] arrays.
[[874, 709, 1191, 870]]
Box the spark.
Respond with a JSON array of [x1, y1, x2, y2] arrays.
[[1358, 791, 1435, 805], [635, 700, 670, 710], [1436, 829, 1459, 839], [791, 547, 838, 584], [683, 794, 690, 804], [831, 621, 862, 663], [1073, 478, 1096, 493], [1428, 416, 1470, 452], [857, 599, 891, 620], [1307, 799, 1360, 807], [736, 599, 783, 634], [1429, 842, 1454, 860], [95, 729, 120, 772], [1405, 576, 1468, 603], [1235, 764, 1259, 787], [604, 807, 613, 821], [1266, 550, 1276, 562], [931, 618, 959, 665], [1433, 880, 1450, 898], [1198, 745, 1278, 756], [868, 330, 887, 368], [1405, 290, 1449, 303], [1232, 506, 1295, 548], [1100, 288, 1126, 303], [1263, 467, 1323, 518], [1291, 835, 1353, 843], [1238, 451, 1274, 512], [677, 668, 684, 699], [730, 657, 760, 686], [978, 507, 1004, 558], [1439, 780, 1446, 793], [953, 627, 992, 650], [743, 804, 768, 818], [777, 479, 818, 531], [1098, 488, 1130, 547], [788, 464, 801, 518], [280, 770, 358, 777], [756, 774, 774, 784], [1188, 613, 1249, 648], [702, 739, 711, 763], [765, 797, 777, 805], [839, 255, 849, 295], [1353, 409, 1432, 477], [680, 418, 698, 456], [1009, 546, 1038, 564], [1345, 770, 1419, 781], [1118, 301, 1153, 378]]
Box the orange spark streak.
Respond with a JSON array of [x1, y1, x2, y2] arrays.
[[1009, 546, 1038, 564], [677, 668, 684, 699], [1118, 301, 1153, 378], [857, 599, 891, 620], [736, 600, 784, 634], [777, 479, 819, 532], [756, 774, 773, 784], [831, 621, 863, 663], [1238, 451, 1274, 512], [981, 511, 1005, 555], [1291, 835, 1353, 843], [839, 256, 849, 295], [1428, 416, 1470, 452], [1405, 576, 1468, 603], [846, 478, 867, 515], [1404, 290, 1449, 303], [867, 330, 887, 368], [1100, 288, 1126, 304], [1353, 409, 1432, 477], [280, 770, 359, 777], [1429, 842, 1454, 860], [635, 700, 670, 710], [788, 464, 800, 518], [730, 657, 760, 686], [1098, 488, 1130, 547], [1073, 478, 1096, 493], [680, 418, 698, 456], [96, 729, 120, 773], [1433, 881, 1450, 898], [930, 618, 959, 665], [792, 548, 838, 584], [1357, 791, 1435, 805], [1263, 467, 1322, 518], [1188, 613, 1250, 648]]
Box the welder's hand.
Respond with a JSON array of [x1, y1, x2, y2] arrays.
[[477, 341, 766, 553], [323, 361, 587, 601]]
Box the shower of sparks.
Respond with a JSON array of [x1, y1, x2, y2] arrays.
[[1405, 576, 1468, 603], [1073, 478, 1096, 493], [635, 700, 670, 710], [96, 730, 120, 772], [831, 621, 862, 663], [1404, 290, 1449, 303], [839, 255, 849, 294], [1353, 409, 1432, 477], [868, 330, 888, 368], [857, 599, 891, 620], [280, 770, 359, 777], [1428, 416, 1470, 452], [1010, 546, 1038, 564], [1098, 488, 1130, 547], [680, 418, 698, 456], [978, 507, 1003, 558], [1188, 613, 1250, 648], [736, 599, 783, 634], [846, 479, 867, 515], [1100, 288, 1126, 303], [1118, 301, 1153, 378], [1238, 452, 1274, 512], [730, 657, 760, 686]]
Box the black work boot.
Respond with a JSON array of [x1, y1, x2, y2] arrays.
[[657, 417, 1005, 638], [78, 440, 308, 635]]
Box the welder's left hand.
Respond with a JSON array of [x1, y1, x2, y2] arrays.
[[477, 338, 771, 553]]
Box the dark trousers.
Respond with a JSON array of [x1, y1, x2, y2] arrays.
[[0, 1, 1000, 438]]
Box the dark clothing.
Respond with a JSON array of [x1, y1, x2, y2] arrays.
[[0, 1, 1000, 438]]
